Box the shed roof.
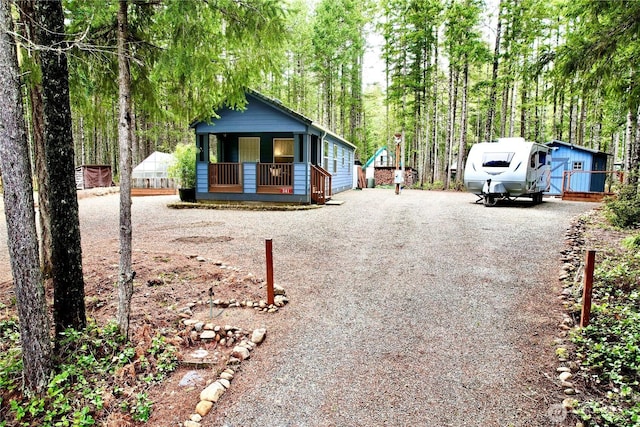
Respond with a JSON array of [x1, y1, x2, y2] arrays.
[[363, 146, 391, 169], [546, 140, 611, 156]]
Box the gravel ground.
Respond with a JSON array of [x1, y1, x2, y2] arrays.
[[0, 189, 595, 426]]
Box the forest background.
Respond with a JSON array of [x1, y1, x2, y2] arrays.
[[17, 0, 640, 191]]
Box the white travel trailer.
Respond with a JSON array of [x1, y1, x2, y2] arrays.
[[464, 137, 551, 206]]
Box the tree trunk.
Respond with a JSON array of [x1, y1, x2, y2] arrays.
[[445, 66, 457, 189], [34, 0, 86, 336], [456, 59, 469, 185], [0, 0, 52, 392], [17, 0, 52, 279], [117, 0, 135, 339], [485, 0, 502, 142]]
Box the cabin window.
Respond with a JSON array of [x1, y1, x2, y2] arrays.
[[342, 148, 345, 166], [482, 152, 515, 168], [323, 140, 329, 170], [273, 138, 294, 163], [333, 144, 338, 172], [573, 161, 583, 170]]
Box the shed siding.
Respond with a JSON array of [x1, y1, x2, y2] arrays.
[[547, 141, 609, 194]]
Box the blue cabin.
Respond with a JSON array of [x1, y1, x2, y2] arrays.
[[191, 91, 356, 204], [546, 140, 610, 195]]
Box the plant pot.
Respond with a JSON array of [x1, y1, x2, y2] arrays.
[[178, 188, 196, 202]]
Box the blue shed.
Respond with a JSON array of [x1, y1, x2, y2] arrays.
[[191, 91, 356, 204], [545, 140, 610, 195]]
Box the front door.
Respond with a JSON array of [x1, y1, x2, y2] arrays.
[[238, 137, 260, 163], [311, 135, 319, 166]]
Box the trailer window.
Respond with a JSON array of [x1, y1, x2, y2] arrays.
[[482, 152, 515, 168]]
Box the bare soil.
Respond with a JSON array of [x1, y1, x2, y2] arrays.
[[0, 189, 600, 426]]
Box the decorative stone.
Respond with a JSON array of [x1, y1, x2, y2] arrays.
[[218, 378, 231, 389], [232, 346, 250, 360], [564, 388, 576, 395], [179, 370, 204, 387], [200, 331, 217, 340], [190, 414, 202, 422], [183, 319, 199, 326], [558, 371, 572, 381], [184, 421, 201, 427], [195, 400, 213, 416], [557, 366, 571, 373], [251, 328, 267, 344], [220, 372, 233, 381], [274, 284, 286, 295], [194, 322, 205, 332], [227, 357, 241, 365], [274, 295, 288, 307], [200, 381, 226, 402], [189, 349, 209, 359]]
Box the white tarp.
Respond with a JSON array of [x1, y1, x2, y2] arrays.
[[132, 151, 176, 189]]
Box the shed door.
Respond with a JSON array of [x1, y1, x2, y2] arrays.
[[238, 137, 260, 163], [548, 157, 568, 195]]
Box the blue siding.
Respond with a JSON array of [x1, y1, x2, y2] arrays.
[[196, 162, 208, 193], [325, 135, 355, 193], [243, 163, 257, 193], [195, 99, 307, 134], [547, 142, 606, 193], [294, 163, 308, 195]]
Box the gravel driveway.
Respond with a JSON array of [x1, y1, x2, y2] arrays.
[[0, 189, 594, 426]]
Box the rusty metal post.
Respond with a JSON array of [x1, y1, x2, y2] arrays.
[[266, 239, 274, 305], [580, 250, 596, 327]]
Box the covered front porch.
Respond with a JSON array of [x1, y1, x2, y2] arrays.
[[191, 91, 354, 204]]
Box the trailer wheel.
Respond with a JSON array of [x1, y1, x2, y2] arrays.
[[533, 193, 543, 204], [483, 195, 498, 207]]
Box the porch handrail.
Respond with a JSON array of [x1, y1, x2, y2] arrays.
[[311, 164, 332, 204]]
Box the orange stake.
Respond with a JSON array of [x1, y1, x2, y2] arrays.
[[580, 250, 596, 327], [266, 239, 274, 305]]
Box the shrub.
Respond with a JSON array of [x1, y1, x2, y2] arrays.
[[168, 143, 197, 188], [604, 185, 640, 228], [0, 321, 178, 426], [572, 245, 640, 426]]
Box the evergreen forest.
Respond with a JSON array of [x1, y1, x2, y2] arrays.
[[11, 0, 640, 190]]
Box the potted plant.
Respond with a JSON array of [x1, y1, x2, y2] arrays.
[[168, 143, 197, 202]]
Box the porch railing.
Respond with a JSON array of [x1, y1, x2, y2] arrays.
[[257, 163, 293, 193], [311, 164, 332, 204], [208, 163, 242, 192]]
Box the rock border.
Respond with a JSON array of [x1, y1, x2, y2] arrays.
[[552, 214, 591, 426], [178, 283, 286, 427]]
